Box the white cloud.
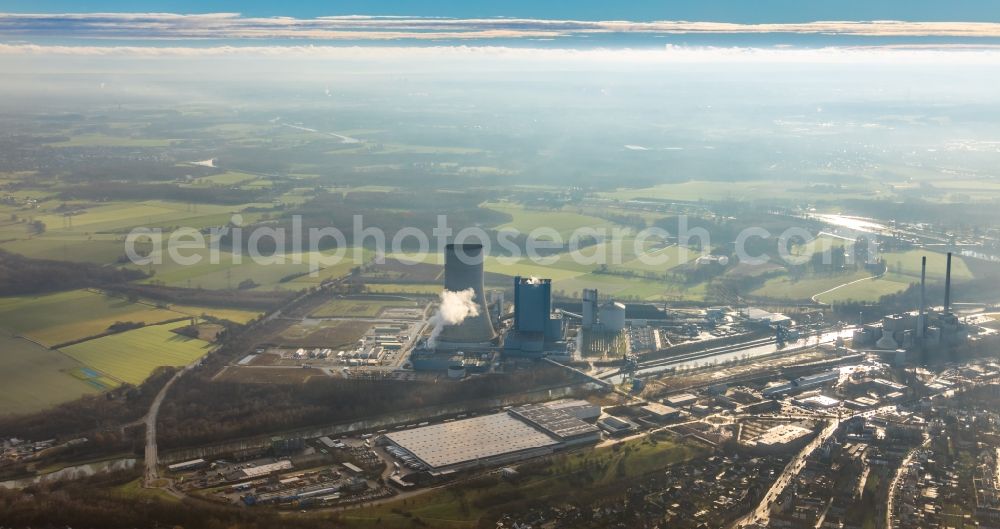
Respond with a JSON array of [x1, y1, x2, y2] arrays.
[[2, 43, 1000, 66], [3, 13, 1000, 41]]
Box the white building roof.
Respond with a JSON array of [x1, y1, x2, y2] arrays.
[[241, 460, 292, 478], [385, 413, 559, 470]]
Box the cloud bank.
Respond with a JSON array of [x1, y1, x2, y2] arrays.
[[2, 43, 1000, 66], [3, 12, 1000, 41]]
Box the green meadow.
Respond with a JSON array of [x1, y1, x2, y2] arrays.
[[61, 322, 213, 385], [0, 332, 99, 416]]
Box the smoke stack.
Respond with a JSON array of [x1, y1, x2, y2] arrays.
[[434, 243, 496, 348], [917, 256, 926, 339], [944, 252, 952, 313]]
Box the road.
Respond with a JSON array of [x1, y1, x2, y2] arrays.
[[739, 419, 839, 527], [811, 274, 883, 305], [736, 400, 922, 528], [143, 360, 200, 487], [885, 434, 930, 529], [142, 288, 324, 487]]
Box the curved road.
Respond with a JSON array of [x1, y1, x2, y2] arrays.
[[143, 361, 199, 487], [811, 273, 882, 305]]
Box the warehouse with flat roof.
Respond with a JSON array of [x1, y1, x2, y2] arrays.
[[509, 403, 602, 445], [383, 400, 602, 474], [384, 413, 560, 474]]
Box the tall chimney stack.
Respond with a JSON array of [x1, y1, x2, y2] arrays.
[[944, 252, 952, 313], [918, 256, 926, 339]]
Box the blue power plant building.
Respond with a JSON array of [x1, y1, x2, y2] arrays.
[[504, 276, 565, 357]]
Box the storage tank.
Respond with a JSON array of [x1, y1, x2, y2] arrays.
[[599, 301, 626, 332], [435, 243, 496, 347]]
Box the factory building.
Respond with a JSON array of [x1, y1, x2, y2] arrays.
[[409, 350, 492, 374], [572, 288, 632, 356], [503, 276, 565, 357], [575, 289, 627, 333], [744, 307, 792, 327], [167, 458, 207, 473], [382, 400, 601, 475], [762, 369, 840, 398], [640, 403, 682, 422], [434, 243, 496, 350], [599, 301, 627, 333], [741, 423, 814, 453], [508, 402, 602, 446]]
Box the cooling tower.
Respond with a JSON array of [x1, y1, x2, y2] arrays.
[[435, 243, 496, 348]]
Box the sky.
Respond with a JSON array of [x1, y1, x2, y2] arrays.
[[2, 1, 1000, 71], [3, 0, 1000, 22]]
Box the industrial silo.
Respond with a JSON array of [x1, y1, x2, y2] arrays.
[[435, 243, 496, 348], [599, 301, 627, 332], [582, 288, 598, 329]]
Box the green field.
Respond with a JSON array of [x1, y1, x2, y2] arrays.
[[554, 272, 708, 301], [814, 275, 915, 304], [0, 290, 186, 347], [615, 244, 697, 274], [601, 178, 895, 203], [50, 133, 176, 148], [881, 249, 973, 281], [750, 249, 972, 303], [309, 298, 417, 318], [364, 283, 442, 295], [0, 236, 127, 264], [189, 171, 257, 187], [328, 142, 484, 156], [483, 256, 584, 281], [137, 247, 366, 291], [167, 304, 261, 324], [61, 322, 212, 385], [484, 202, 624, 239], [0, 332, 99, 415], [34, 200, 243, 235], [752, 270, 874, 301]]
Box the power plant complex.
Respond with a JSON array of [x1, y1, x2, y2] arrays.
[[411, 242, 975, 375], [852, 252, 969, 363], [410, 243, 634, 371]]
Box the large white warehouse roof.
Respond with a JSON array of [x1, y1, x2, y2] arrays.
[[384, 413, 559, 470]]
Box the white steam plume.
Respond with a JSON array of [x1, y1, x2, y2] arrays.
[[426, 288, 480, 349]]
